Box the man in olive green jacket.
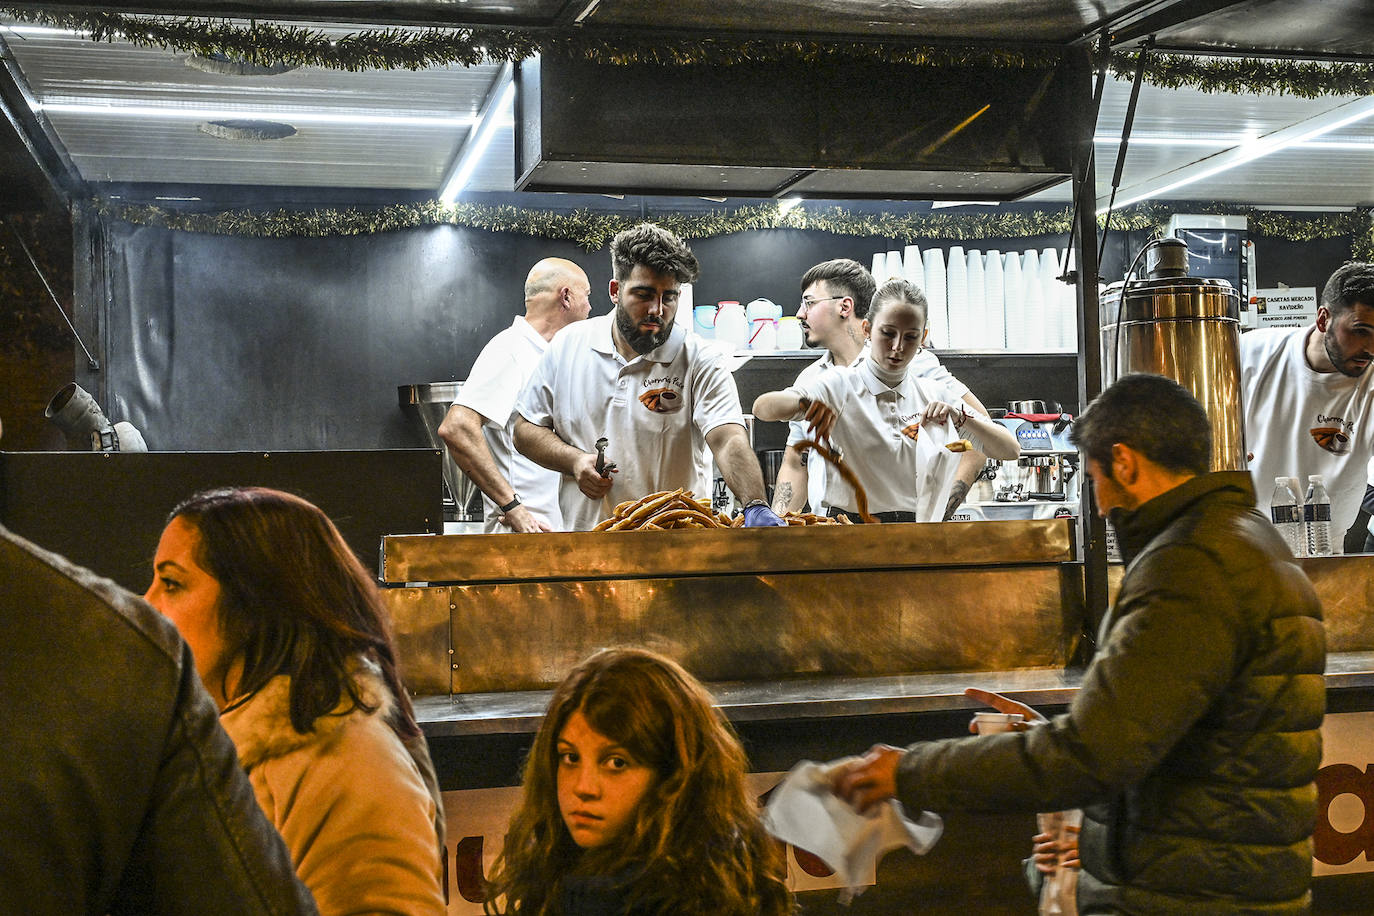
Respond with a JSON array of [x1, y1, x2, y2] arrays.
[[835, 373, 1326, 915]]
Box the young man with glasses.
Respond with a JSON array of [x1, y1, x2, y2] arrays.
[[771, 258, 991, 519]]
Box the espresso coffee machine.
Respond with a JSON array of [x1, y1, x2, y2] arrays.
[[963, 400, 1079, 520]]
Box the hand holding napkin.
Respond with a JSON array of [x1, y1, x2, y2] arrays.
[[762, 758, 943, 902]]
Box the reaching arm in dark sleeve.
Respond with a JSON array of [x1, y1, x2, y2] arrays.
[[113, 642, 318, 916], [896, 545, 1246, 814]]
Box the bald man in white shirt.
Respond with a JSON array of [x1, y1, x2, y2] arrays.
[[439, 258, 592, 533]]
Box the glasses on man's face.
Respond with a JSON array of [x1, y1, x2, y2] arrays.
[[798, 295, 845, 312]]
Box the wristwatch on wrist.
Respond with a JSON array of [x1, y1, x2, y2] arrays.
[[499, 495, 522, 513]]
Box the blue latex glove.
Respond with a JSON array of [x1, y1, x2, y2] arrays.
[[744, 504, 787, 528]]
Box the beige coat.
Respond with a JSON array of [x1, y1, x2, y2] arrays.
[[222, 661, 446, 916]]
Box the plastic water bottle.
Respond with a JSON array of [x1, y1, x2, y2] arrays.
[[1270, 477, 1306, 558], [1305, 474, 1335, 557]]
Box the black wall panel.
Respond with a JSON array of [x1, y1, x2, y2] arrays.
[[0, 449, 441, 592], [85, 212, 1351, 454]]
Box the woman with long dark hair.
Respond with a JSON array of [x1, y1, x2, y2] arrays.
[[484, 647, 792, 916], [144, 486, 445, 915]]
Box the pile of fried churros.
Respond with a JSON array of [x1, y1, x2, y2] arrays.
[[593, 488, 730, 530], [591, 487, 849, 530], [777, 511, 852, 526]]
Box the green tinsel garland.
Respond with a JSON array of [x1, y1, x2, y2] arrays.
[[0, 8, 1058, 72], [5, 6, 1374, 98], [91, 199, 1374, 257], [1113, 51, 1374, 99]]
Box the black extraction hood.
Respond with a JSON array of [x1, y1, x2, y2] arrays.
[[515, 52, 1089, 201]]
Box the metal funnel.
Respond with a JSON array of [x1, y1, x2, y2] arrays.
[[398, 383, 483, 521]]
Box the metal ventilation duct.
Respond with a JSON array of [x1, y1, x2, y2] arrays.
[[515, 53, 1087, 201]]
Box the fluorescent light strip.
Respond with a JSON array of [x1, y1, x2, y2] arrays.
[[777, 196, 803, 213], [1094, 134, 1374, 149], [0, 24, 91, 37], [1293, 139, 1374, 150], [438, 63, 514, 202], [37, 100, 490, 127], [1100, 97, 1374, 213], [1094, 135, 1251, 147]]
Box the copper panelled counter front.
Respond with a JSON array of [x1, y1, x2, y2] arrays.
[[380, 520, 1081, 695], [380, 518, 1074, 583]]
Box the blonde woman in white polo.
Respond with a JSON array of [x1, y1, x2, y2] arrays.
[[753, 278, 1020, 522]]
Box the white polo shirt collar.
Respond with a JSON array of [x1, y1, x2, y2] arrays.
[[512, 314, 546, 348], [588, 310, 687, 366], [858, 358, 913, 399]]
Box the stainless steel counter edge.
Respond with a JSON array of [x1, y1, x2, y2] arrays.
[[416, 650, 1374, 738]]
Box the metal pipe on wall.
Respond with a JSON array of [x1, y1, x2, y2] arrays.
[[1068, 47, 1108, 647]]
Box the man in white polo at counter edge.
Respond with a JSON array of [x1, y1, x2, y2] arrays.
[[1241, 260, 1374, 547], [513, 222, 786, 531]]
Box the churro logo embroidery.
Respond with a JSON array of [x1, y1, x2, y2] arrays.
[[1311, 413, 1355, 454], [898, 411, 922, 441], [639, 376, 685, 413]]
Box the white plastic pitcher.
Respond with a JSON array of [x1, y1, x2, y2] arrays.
[[693, 304, 717, 339], [776, 316, 804, 349], [749, 317, 777, 351], [715, 301, 749, 350]]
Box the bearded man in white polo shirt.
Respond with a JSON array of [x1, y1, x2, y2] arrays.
[[514, 223, 785, 532], [1241, 261, 1374, 547], [438, 258, 592, 532], [770, 257, 991, 520]]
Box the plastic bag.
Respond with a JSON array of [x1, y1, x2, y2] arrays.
[[1036, 809, 1082, 916]]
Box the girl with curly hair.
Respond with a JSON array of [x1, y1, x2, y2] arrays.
[[484, 647, 792, 916]]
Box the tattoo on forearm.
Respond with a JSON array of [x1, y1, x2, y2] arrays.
[[773, 482, 793, 513], [943, 480, 970, 520]]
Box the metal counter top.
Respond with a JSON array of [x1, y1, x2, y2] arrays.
[[416, 650, 1374, 738]]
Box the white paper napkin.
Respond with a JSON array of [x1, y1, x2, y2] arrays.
[[762, 758, 943, 902]]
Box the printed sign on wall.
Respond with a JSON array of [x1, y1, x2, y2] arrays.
[[433, 711, 1374, 911], [1314, 710, 1374, 876], [1251, 287, 1318, 329]]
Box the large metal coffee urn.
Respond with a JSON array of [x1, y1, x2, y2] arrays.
[[398, 382, 483, 522], [1100, 238, 1246, 471]]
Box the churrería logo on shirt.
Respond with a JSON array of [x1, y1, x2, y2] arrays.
[[1311, 413, 1355, 454], [639, 376, 684, 413], [901, 423, 920, 441], [1311, 427, 1351, 454]]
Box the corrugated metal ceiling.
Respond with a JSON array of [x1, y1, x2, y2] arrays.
[[1, 21, 512, 192], [2, 9, 1372, 207], [1029, 80, 1374, 206]]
